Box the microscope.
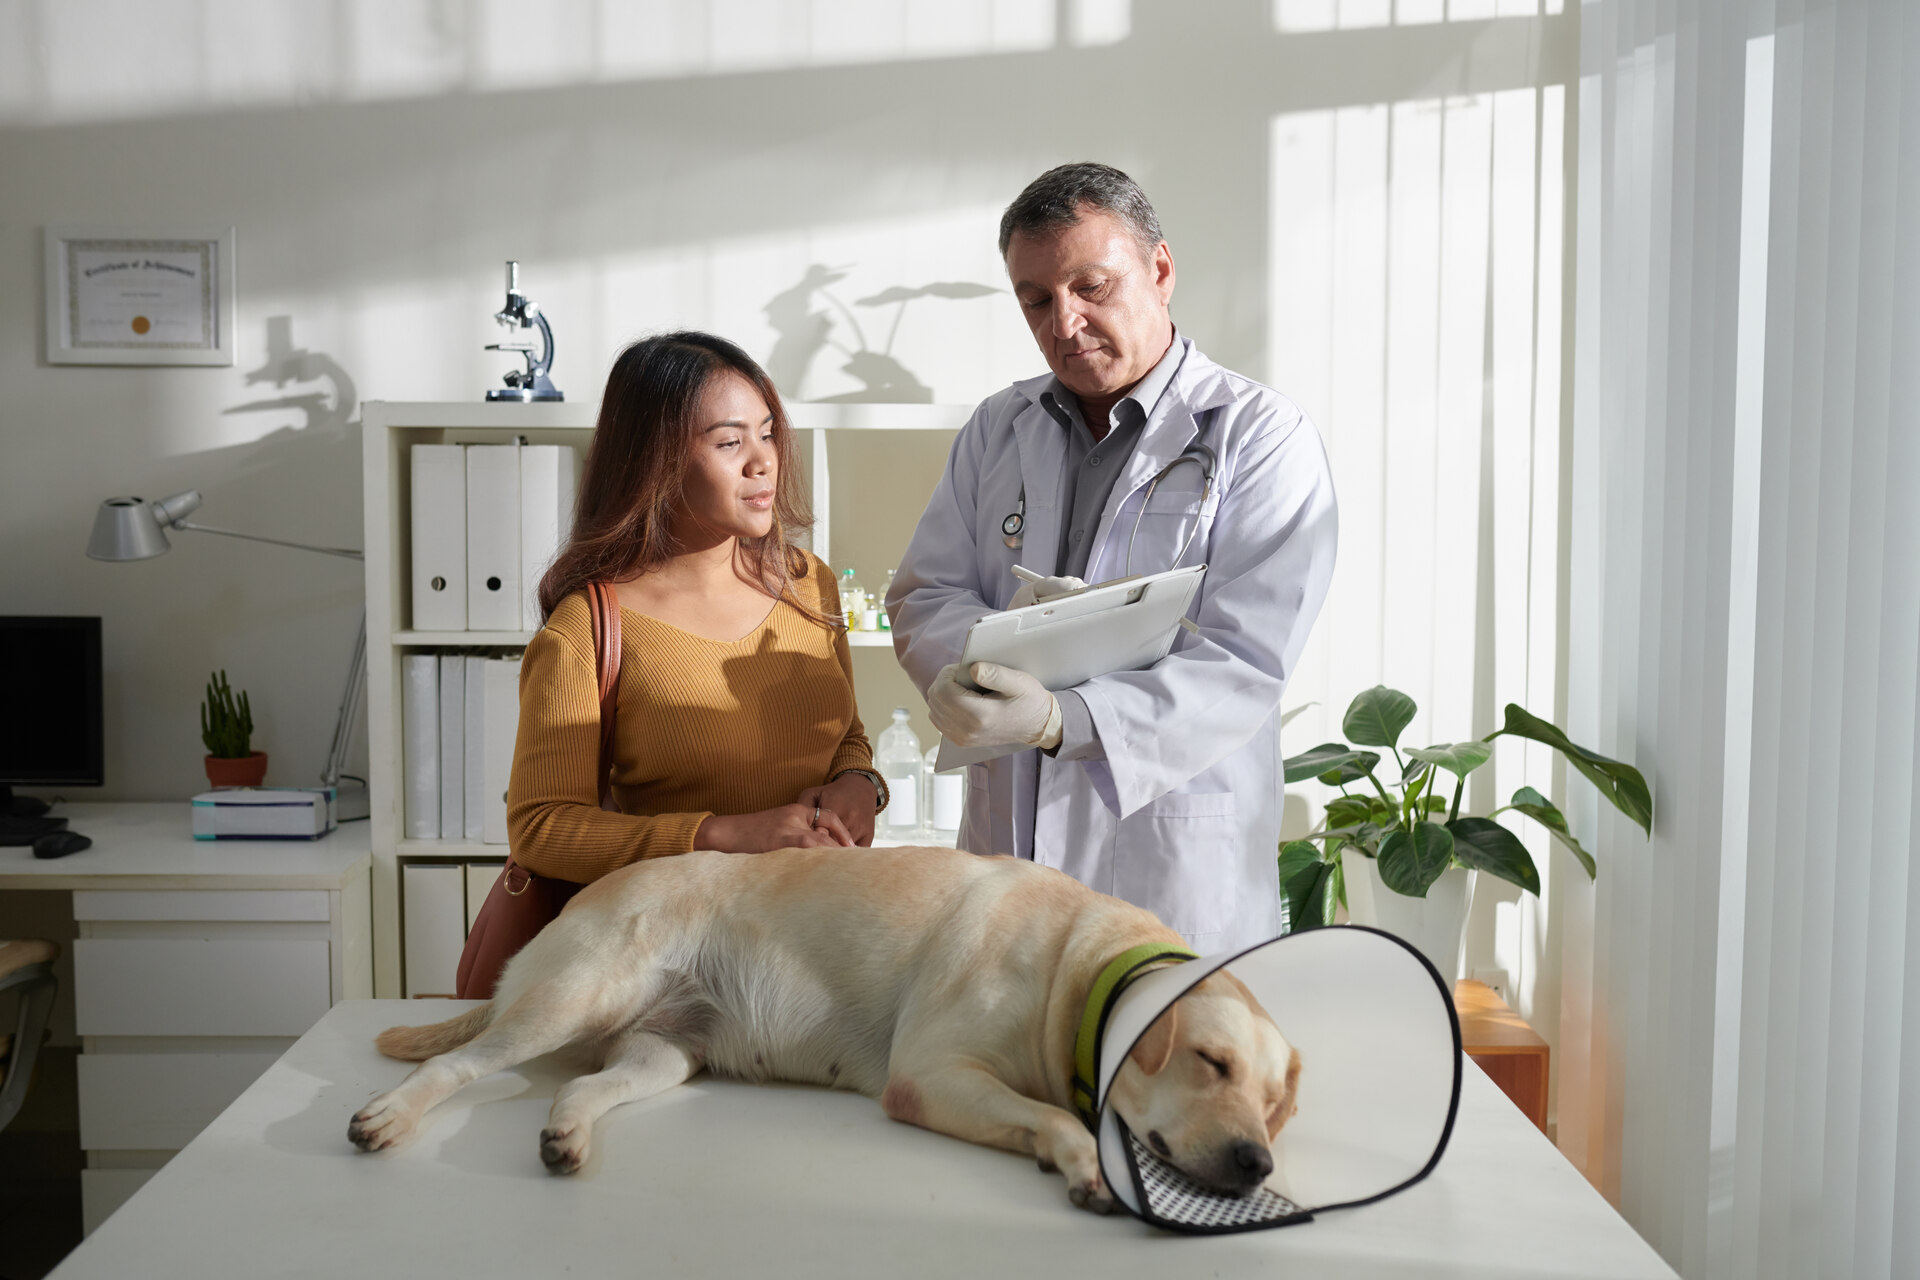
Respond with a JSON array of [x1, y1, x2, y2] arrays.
[[485, 261, 563, 402]]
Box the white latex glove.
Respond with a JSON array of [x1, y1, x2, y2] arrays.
[[927, 662, 1064, 750], [1008, 573, 1087, 611]]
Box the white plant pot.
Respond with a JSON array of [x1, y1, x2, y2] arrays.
[[1340, 849, 1477, 983]]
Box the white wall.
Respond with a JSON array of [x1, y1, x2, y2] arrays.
[[3, 0, 1575, 1042]]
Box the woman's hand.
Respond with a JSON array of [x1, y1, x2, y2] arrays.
[[799, 773, 880, 847], [695, 803, 853, 853]]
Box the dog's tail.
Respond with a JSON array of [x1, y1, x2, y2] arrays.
[[374, 1005, 494, 1061]]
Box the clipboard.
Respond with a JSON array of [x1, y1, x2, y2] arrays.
[[936, 563, 1207, 770]]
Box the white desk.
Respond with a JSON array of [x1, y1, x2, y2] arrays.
[[52, 999, 1676, 1279], [0, 802, 372, 891], [0, 802, 371, 1230]]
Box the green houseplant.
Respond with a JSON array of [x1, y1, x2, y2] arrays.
[[201, 670, 267, 788], [1278, 686, 1651, 954]]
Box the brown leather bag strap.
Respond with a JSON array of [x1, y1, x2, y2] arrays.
[[586, 582, 623, 812]]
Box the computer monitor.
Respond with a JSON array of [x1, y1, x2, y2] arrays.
[[0, 615, 104, 815]]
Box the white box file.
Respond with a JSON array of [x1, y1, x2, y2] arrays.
[[402, 654, 439, 839], [410, 445, 467, 631], [466, 445, 522, 631], [519, 444, 577, 629], [401, 863, 466, 998]]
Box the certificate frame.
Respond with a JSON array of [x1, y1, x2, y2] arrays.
[[43, 225, 236, 366]]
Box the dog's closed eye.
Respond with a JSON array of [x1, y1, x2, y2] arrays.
[[1196, 1050, 1231, 1080]]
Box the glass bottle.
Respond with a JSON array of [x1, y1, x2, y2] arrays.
[[873, 708, 924, 838], [877, 569, 895, 632], [838, 568, 867, 629], [926, 739, 964, 844]]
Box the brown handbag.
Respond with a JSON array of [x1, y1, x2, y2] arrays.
[[454, 582, 622, 1000]]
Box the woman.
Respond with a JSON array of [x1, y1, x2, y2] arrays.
[[506, 331, 885, 883]]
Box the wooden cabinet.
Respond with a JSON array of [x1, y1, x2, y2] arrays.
[[1455, 978, 1550, 1133]]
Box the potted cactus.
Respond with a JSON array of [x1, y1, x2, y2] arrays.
[[201, 670, 267, 788]]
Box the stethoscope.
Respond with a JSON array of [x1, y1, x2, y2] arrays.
[[1001, 443, 1219, 577]]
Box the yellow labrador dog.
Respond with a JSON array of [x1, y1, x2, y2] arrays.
[[350, 846, 1300, 1211]]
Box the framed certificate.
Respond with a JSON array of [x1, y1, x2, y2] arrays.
[[44, 226, 236, 366]]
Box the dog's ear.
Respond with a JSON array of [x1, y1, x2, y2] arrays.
[[1129, 1004, 1180, 1076], [1267, 1046, 1303, 1140]]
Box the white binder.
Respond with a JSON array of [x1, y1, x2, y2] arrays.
[[402, 654, 439, 839], [410, 445, 467, 631], [481, 656, 522, 844], [438, 653, 465, 839], [519, 445, 577, 630], [463, 657, 486, 840], [401, 863, 466, 997], [466, 445, 522, 631]]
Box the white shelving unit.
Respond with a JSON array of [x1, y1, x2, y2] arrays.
[[360, 399, 968, 996]]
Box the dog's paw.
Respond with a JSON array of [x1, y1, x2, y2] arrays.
[[1068, 1173, 1118, 1215], [348, 1095, 417, 1152], [540, 1122, 588, 1174]]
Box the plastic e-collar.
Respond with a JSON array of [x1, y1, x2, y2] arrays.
[[1085, 926, 1464, 1235]]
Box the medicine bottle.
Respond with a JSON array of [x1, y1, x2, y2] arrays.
[[873, 708, 925, 837]]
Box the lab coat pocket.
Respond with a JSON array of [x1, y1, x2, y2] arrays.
[[1113, 791, 1238, 937]]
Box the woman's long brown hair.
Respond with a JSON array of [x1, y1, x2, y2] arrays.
[[537, 331, 821, 623]]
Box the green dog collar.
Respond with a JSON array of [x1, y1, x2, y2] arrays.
[[1070, 942, 1199, 1130]]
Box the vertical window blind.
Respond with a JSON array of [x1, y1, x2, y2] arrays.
[[1564, 1, 1918, 1276]]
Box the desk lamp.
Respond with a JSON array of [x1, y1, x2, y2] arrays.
[[86, 491, 371, 821]]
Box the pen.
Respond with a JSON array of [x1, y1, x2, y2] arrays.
[[1010, 565, 1043, 585]]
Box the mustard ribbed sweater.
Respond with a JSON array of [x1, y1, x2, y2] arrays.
[[506, 553, 872, 881]]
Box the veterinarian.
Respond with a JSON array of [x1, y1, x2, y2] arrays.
[[508, 331, 888, 876], [887, 164, 1338, 953]]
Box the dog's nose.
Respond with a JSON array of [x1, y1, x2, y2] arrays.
[[1230, 1140, 1274, 1183]]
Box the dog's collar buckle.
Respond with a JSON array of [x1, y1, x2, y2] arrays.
[[1070, 943, 1199, 1131]]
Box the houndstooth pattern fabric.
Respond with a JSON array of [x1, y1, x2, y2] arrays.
[[1123, 1125, 1311, 1232]]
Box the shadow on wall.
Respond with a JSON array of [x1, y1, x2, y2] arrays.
[[198, 314, 364, 533], [764, 267, 1000, 403], [225, 314, 358, 439]]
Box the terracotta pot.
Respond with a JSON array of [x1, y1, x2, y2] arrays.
[[204, 751, 268, 789]]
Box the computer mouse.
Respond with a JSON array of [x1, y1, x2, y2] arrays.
[[33, 830, 92, 859]]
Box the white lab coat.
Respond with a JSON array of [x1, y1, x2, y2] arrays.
[[888, 340, 1338, 953]]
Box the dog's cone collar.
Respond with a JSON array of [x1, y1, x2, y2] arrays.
[[1091, 926, 1463, 1235], [1070, 942, 1199, 1129]]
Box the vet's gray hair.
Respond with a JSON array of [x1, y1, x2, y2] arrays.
[[997, 162, 1165, 260]]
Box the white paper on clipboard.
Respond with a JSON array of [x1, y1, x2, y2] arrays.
[[935, 563, 1207, 771]]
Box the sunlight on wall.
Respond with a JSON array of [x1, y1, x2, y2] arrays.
[[1270, 85, 1567, 1006], [581, 203, 1030, 405], [1069, 0, 1130, 46], [156, 201, 1032, 459], [0, 0, 1079, 125], [1271, 0, 1561, 32]]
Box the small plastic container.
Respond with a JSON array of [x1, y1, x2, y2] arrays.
[[926, 740, 965, 843], [877, 569, 895, 632]]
